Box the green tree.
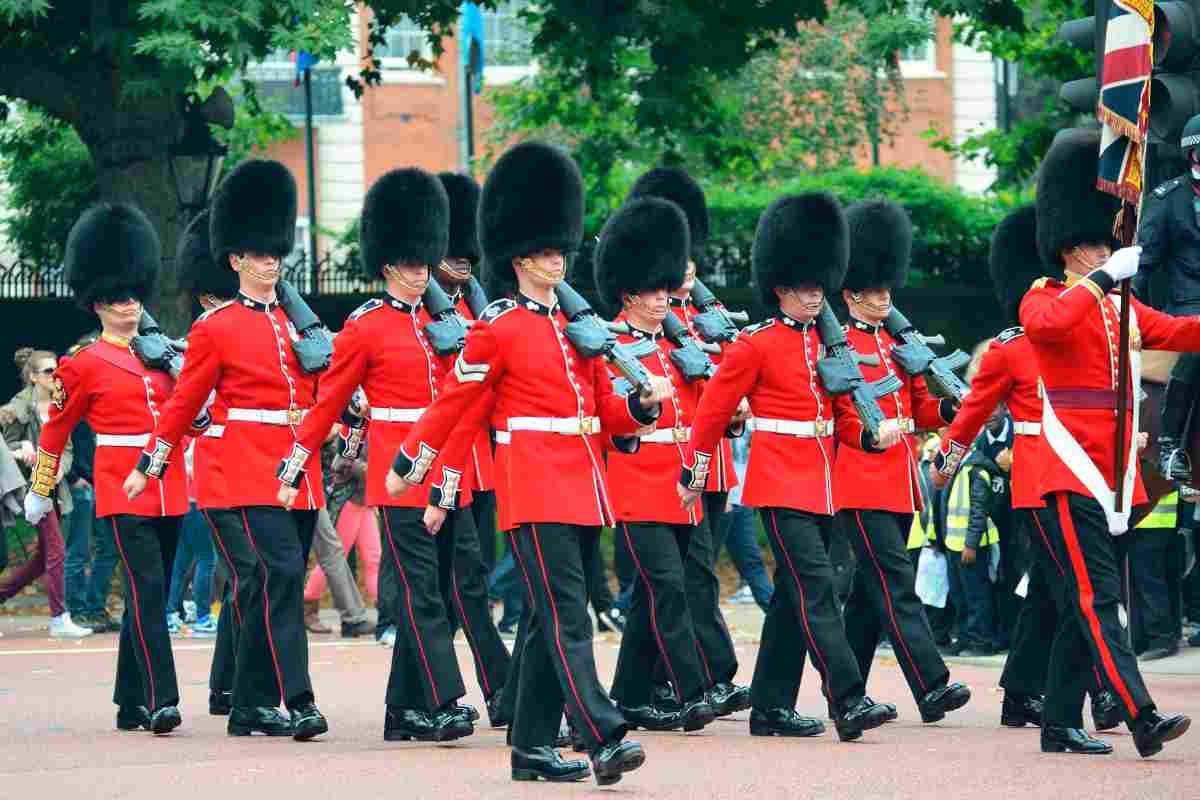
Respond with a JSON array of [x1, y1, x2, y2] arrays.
[[0, 0, 901, 332]]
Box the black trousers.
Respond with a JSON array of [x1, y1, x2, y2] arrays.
[[442, 505, 511, 701], [376, 514, 401, 637], [203, 508, 243, 697], [381, 506, 465, 711], [752, 509, 865, 710], [471, 489, 498, 574], [109, 514, 181, 711], [584, 530, 615, 614], [1129, 526, 1183, 652], [611, 522, 709, 706], [998, 510, 1055, 698], [1042, 493, 1152, 727], [205, 506, 315, 709], [510, 523, 627, 751], [838, 509, 949, 704]]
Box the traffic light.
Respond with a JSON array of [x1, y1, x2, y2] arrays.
[[1057, 9, 1100, 114]]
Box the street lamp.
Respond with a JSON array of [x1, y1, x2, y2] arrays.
[[168, 88, 234, 219]]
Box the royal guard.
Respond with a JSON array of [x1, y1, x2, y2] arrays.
[[594, 196, 719, 734], [432, 170, 512, 726], [390, 141, 672, 785], [680, 193, 893, 741], [25, 203, 190, 734], [832, 199, 971, 724], [125, 160, 329, 741], [626, 167, 748, 716], [930, 205, 1121, 749], [1019, 128, 1199, 758], [172, 210, 242, 719]]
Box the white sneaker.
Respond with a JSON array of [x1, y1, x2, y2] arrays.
[[50, 613, 93, 639], [726, 585, 755, 605], [378, 626, 397, 647], [183, 600, 198, 624]]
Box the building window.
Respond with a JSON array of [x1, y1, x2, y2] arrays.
[[899, 0, 937, 74], [377, 16, 434, 66], [483, 1, 534, 68]]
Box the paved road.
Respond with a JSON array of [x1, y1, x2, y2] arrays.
[[1, 609, 1198, 799]]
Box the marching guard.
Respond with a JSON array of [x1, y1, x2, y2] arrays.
[[832, 199, 971, 723], [681, 193, 893, 740], [26, 203, 189, 734], [125, 160, 329, 741]]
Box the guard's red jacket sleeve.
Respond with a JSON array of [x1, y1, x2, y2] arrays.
[[1020, 271, 1108, 343], [683, 336, 760, 489], [938, 342, 1011, 474], [293, 324, 366, 458], [30, 357, 89, 496], [146, 323, 221, 459]]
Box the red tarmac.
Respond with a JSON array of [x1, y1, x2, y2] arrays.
[[0, 631, 1196, 799]]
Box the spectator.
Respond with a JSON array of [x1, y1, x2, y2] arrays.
[[0, 348, 90, 637], [487, 538, 523, 636], [1128, 491, 1183, 660], [165, 439, 217, 636], [719, 424, 772, 611]]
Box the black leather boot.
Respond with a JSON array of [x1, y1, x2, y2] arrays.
[[384, 706, 473, 742], [1158, 375, 1195, 483], [487, 693, 510, 728], [749, 708, 826, 738], [228, 706, 293, 736], [511, 746, 590, 782], [827, 694, 898, 723], [116, 705, 151, 731], [289, 702, 328, 741], [833, 697, 890, 741], [919, 683, 971, 723], [1041, 726, 1113, 754], [590, 739, 646, 786], [707, 681, 751, 717], [451, 703, 479, 723], [1001, 693, 1044, 728], [208, 690, 232, 716], [618, 703, 683, 731], [1133, 711, 1191, 758], [1090, 690, 1122, 732], [680, 695, 717, 732], [150, 705, 182, 735]]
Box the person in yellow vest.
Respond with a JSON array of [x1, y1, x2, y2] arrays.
[[914, 433, 955, 651], [944, 416, 1008, 657], [1129, 491, 1183, 660]]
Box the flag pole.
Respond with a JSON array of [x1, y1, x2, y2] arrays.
[[1113, 140, 1148, 514]]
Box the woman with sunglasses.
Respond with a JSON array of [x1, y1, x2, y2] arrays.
[[23, 203, 189, 735], [0, 348, 92, 638]]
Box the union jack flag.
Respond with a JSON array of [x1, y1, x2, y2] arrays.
[[1096, 0, 1153, 207]]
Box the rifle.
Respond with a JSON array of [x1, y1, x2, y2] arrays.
[[554, 282, 655, 396], [463, 276, 490, 319], [882, 307, 970, 403], [132, 310, 187, 378], [689, 277, 750, 344], [422, 279, 471, 356], [277, 279, 334, 374], [814, 303, 901, 443], [604, 314, 716, 382]]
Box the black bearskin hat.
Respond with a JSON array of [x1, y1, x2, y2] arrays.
[[177, 210, 237, 300], [752, 192, 849, 308], [360, 168, 450, 280], [209, 159, 297, 269], [438, 172, 483, 265], [1036, 128, 1119, 268], [480, 141, 584, 294], [594, 197, 690, 315], [626, 167, 709, 254], [64, 203, 160, 309], [843, 199, 912, 292], [989, 205, 1044, 325]]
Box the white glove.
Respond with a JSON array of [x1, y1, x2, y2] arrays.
[[23, 491, 52, 526], [1101, 246, 1141, 282]]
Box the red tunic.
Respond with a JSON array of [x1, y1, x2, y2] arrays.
[[671, 298, 736, 494], [1020, 272, 1200, 504], [606, 314, 703, 526], [287, 296, 473, 509], [455, 292, 496, 494], [191, 393, 230, 510], [144, 295, 324, 510], [396, 294, 654, 528], [688, 316, 836, 514], [37, 337, 189, 518], [832, 319, 952, 514], [939, 328, 1044, 509]]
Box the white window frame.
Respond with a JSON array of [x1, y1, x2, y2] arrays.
[[377, 17, 447, 85], [479, 1, 537, 85], [899, 2, 944, 79]]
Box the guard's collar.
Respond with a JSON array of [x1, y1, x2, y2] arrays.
[[849, 317, 881, 334], [238, 292, 279, 312], [668, 296, 690, 309], [778, 314, 814, 331], [519, 293, 559, 316], [624, 320, 665, 340], [384, 295, 422, 313], [101, 332, 131, 349]]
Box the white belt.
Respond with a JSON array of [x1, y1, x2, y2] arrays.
[[370, 407, 426, 423], [640, 426, 691, 444], [95, 433, 151, 448], [1013, 421, 1041, 436], [203, 425, 225, 439], [752, 418, 833, 438], [227, 408, 307, 426], [496, 416, 602, 445]]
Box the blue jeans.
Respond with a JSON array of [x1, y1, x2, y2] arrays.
[[64, 483, 120, 617], [488, 535, 524, 628], [947, 548, 996, 649], [167, 504, 216, 619], [717, 503, 773, 611]]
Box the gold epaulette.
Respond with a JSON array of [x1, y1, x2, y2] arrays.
[[30, 448, 58, 497], [1029, 277, 1050, 291]]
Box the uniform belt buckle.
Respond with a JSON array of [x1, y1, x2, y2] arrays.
[[578, 415, 597, 435], [898, 418, 914, 434], [672, 426, 687, 443], [816, 419, 832, 437], [287, 408, 304, 426]]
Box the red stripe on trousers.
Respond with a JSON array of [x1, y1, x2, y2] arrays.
[[202, 510, 242, 626], [852, 511, 927, 693], [621, 524, 683, 703], [239, 511, 286, 707], [381, 510, 441, 708], [1031, 511, 1066, 577], [110, 518, 156, 710], [767, 511, 832, 693], [1053, 494, 1139, 718], [530, 525, 603, 744], [451, 566, 491, 697]]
